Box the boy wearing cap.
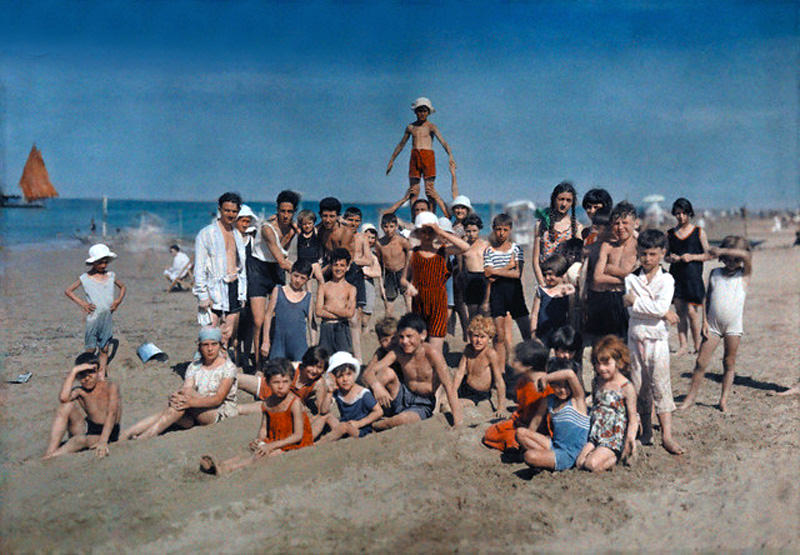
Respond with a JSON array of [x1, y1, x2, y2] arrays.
[[318, 352, 383, 442], [386, 97, 456, 215], [65, 243, 126, 379]]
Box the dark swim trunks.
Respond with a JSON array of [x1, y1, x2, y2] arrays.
[[462, 271, 488, 305], [383, 269, 406, 302], [585, 290, 629, 339], [389, 382, 435, 420], [458, 382, 492, 405], [86, 419, 120, 442]]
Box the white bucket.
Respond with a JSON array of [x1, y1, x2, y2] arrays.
[[137, 343, 169, 363]]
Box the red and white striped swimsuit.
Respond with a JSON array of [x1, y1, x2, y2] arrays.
[[410, 246, 449, 338]]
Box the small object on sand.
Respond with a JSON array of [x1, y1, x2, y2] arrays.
[[136, 343, 169, 363], [199, 455, 219, 475], [7, 372, 32, 384]]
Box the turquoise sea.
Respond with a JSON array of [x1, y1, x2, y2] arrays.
[[0, 198, 503, 250]]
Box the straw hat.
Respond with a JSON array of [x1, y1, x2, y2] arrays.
[[85, 243, 117, 264], [451, 195, 472, 210], [411, 97, 435, 113], [326, 351, 361, 380]]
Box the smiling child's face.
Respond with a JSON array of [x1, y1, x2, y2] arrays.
[[302, 361, 325, 381], [331, 259, 348, 279], [300, 219, 315, 234], [612, 215, 635, 242], [397, 327, 424, 354]]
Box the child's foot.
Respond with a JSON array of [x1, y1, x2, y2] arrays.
[[769, 385, 800, 397], [662, 437, 684, 455], [675, 347, 689, 357], [199, 455, 220, 475], [678, 395, 697, 411], [718, 397, 729, 412]]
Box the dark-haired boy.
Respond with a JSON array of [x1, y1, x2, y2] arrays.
[[624, 229, 683, 454], [376, 212, 412, 316], [363, 313, 463, 429], [586, 201, 638, 340], [43, 353, 121, 459], [460, 214, 489, 319], [316, 248, 356, 354], [194, 192, 246, 348]]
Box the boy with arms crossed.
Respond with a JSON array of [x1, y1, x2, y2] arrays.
[[363, 313, 463, 430], [43, 353, 121, 459], [460, 213, 490, 321], [386, 97, 457, 214], [316, 248, 357, 355]]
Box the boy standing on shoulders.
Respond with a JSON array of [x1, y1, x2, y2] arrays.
[[194, 192, 247, 348], [43, 353, 121, 459], [386, 97, 457, 213], [376, 212, 412, 316], [316, 248, 357, 355], [65, 243, 126, 378], [363, 313, 463, 430], [587, 201, 638, 340], [625, 229, 683, 454]]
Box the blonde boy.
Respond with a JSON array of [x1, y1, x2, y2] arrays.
[[453, 316, 504, 416]]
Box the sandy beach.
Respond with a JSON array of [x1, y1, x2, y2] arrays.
[[1, 218, 798, 552]]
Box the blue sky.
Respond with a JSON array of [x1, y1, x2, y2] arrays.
[[1, 1, 797, 208]]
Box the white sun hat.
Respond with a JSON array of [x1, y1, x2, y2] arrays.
[[85, 243, 117, 264], [360, 223, 377, 234], [438, 217, 454, 234], [413, 211, 438, 229], [326, 351, 362, 380], [451, 195, 472, 211], [411, 97, 435, 113], [237, 204, 256, 220]]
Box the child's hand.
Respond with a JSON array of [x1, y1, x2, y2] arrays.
[[83, 302, 96, 315], [93, 441, 109, 458], [623, 291, 636, 307], [680, 253, 693, 263], [702, 320, 710, 339], [248, 438, 264, 452], [169, 391, 191, 410], [708, 246, 719, 257], [405, 283, 418, 297], [664, 310, 679, 326], [622, 434, 636, 461], [372, 383, 393, 408], [255, 441, 273, 457], [109, 300, 121, 313], [484, 267, 494, 278], [260, 339, 271, 357], [449, 157, 457, 170]]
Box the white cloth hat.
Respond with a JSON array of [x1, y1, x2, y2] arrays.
[[411, 97, 435, 113], [360, 223, 377, 234], [414, 211, 438, 229], [237, 204, 256, 220], [326, 351, 361, 380], [452, 195, 472, 210], [438, 217, 454, 233], [86, 243, 117, 264]]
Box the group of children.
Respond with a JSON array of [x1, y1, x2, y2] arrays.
[[45, 97, 760, 476]]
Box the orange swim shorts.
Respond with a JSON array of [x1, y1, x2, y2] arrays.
[[409, 148, 436, 179]]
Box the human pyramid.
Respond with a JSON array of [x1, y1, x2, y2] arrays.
[[45, 97, 757, 476]]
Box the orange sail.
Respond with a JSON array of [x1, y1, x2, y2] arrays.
[[18, 145, 58, 202]]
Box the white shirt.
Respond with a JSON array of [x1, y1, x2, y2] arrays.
[[250, 220, 287, 263], [625, 267, 674, 341], [193, 220, 247, 311]]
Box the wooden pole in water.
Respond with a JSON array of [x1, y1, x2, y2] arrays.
[[102, 196, 108, 238]]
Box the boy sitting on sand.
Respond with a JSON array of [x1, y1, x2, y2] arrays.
[[453, 316, 504, 416], [386, 97, 457, 213], [64, 243, 126, 378], [363, 313, 463, 429], [43, 353, 121, 459], [316, 248, 357, 355]]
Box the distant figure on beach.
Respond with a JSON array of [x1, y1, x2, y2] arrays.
[[386, 97, 456, 215], [193, 192, 246, 348], [64, 243, 126, 378], [164, 244, 191, 290], [43, 353, 121, 459]]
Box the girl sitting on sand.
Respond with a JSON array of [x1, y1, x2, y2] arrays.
[[576, 335, 638, 472], [200, 358, 313, 475], [680, 236, 752, 412], [121, 327, 238, 440], [517, 358, 589, 472]]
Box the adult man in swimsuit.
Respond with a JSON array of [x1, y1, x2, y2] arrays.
[[386, 97, 456, 215], [363, 313, 462, 430]]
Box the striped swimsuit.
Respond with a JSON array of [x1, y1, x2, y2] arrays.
[[410, 246, 449, 338]]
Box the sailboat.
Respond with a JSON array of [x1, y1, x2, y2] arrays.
[[1, 144, 59, 208]]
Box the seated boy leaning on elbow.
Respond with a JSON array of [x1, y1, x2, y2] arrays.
[[43, 353, 121, 459]]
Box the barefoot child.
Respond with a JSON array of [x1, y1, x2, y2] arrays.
[[376, 212, 412, 316], [624, 229, 683, 453], [360, 223, 384, 334], [680, 236, 752, 412], [261, 260, 313, 361], [294, 209, 326, 283], [363, 313, 463, 429], [121, 327, 238, 440], [666, 198, 710, 356], [386, 97, 456, 214], [316, 248, 357, 355], [533, 182, 582, 286], [482, 339, 553, 453], [64, 243, 126, 378], [319, 352, 383, 442], [587, 201, 638, 340], [460, 214, 490, 320], [403, 211, 469, 356], [200, 358, 313, 475], [453, 316, 504, 415], [43, 353, 121, 459], [517, 358, 589, 471], [530, 254, 575, 346], [576, 335, 638, 472]]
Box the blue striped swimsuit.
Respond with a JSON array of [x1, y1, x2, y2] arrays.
[[548, 396, 590, 471]]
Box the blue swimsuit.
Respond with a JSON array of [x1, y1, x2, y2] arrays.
[[269, 287, 310, 361], [548, 396, 590, 471]]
